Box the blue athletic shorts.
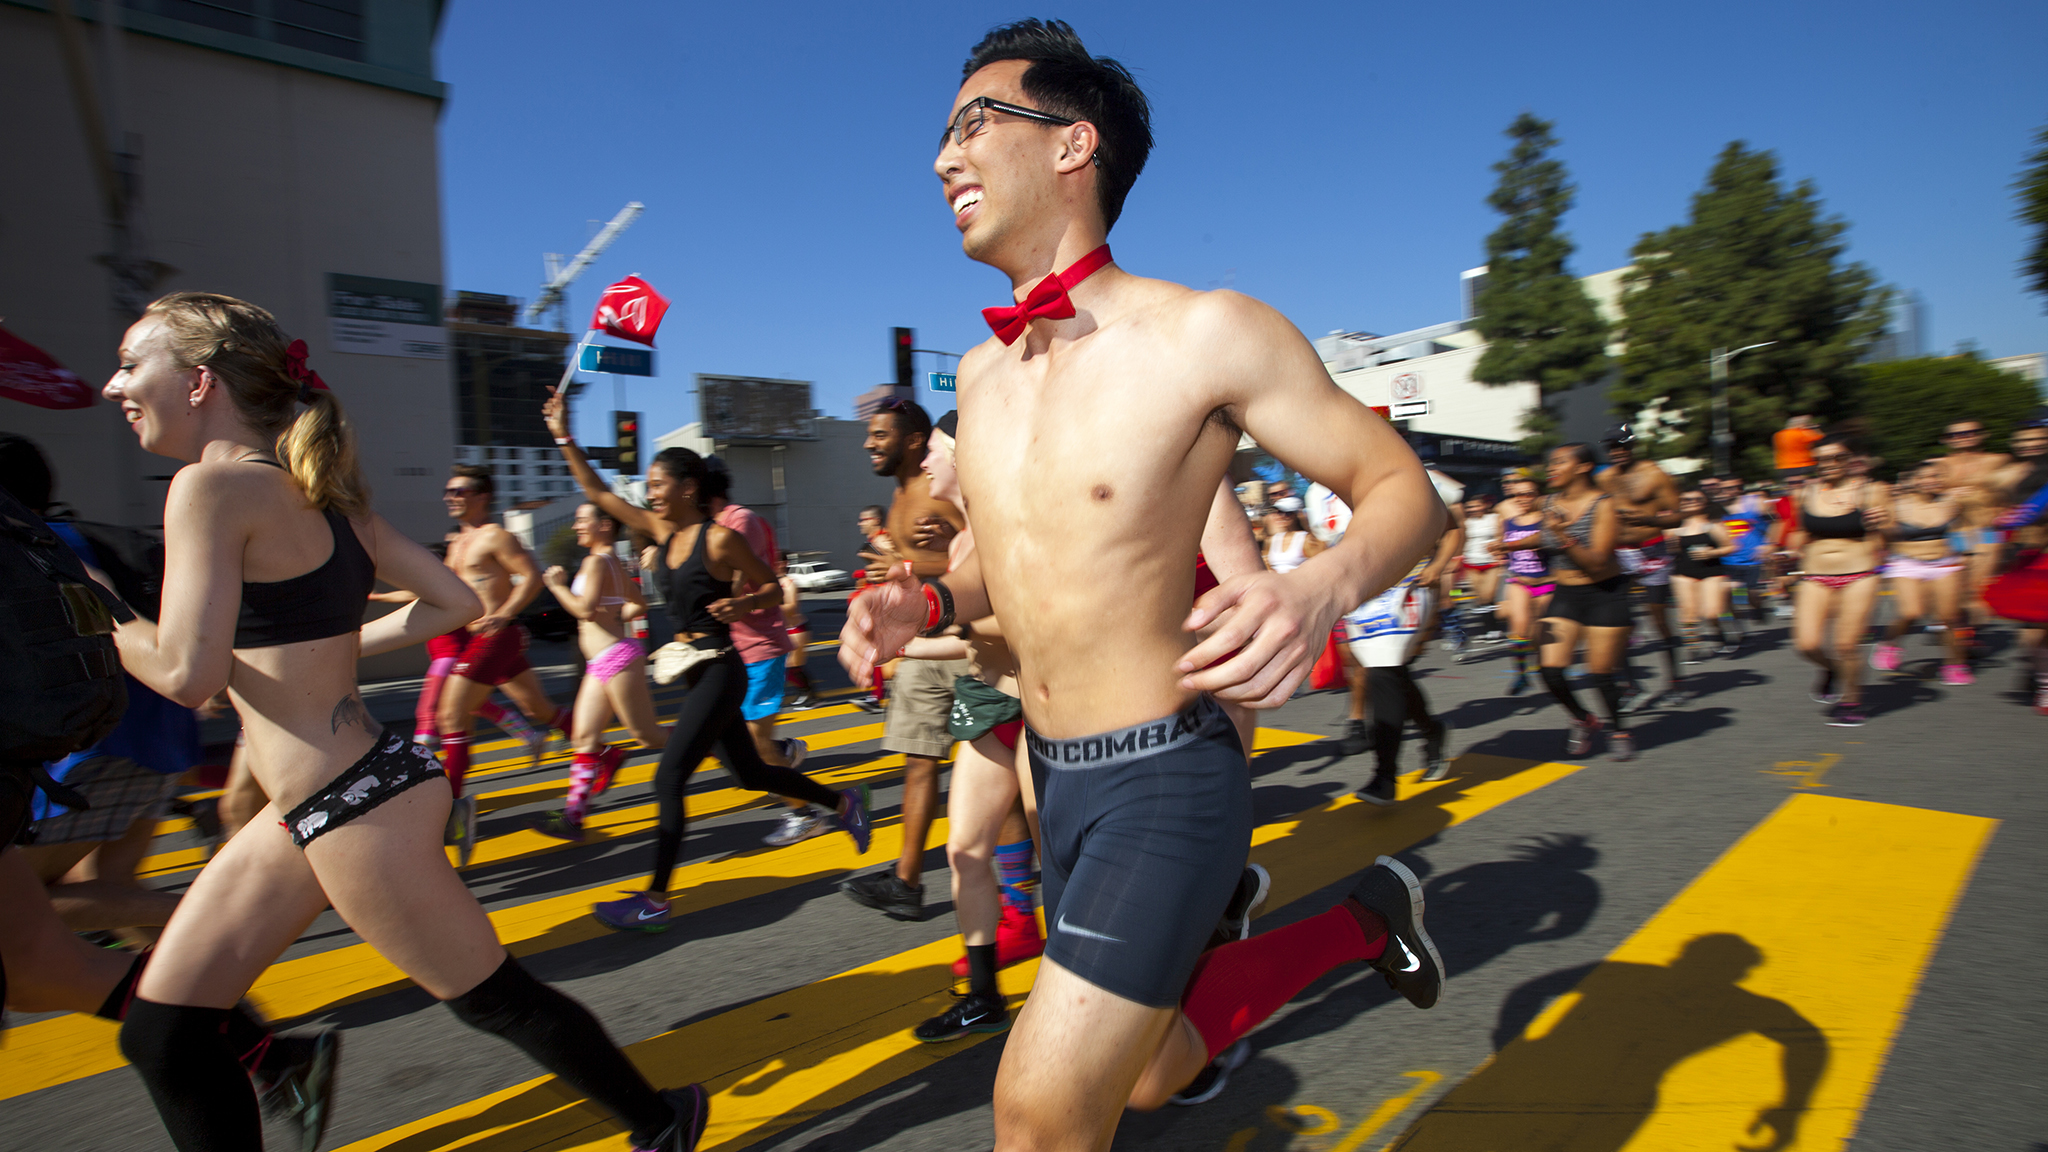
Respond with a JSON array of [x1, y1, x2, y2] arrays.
[[740, 654, 788, 721], [1029, 696, 1251, 1008]]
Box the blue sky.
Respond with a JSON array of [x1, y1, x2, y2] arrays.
[[436, 0, 2048, 447]]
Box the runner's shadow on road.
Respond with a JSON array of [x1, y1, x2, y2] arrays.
[[1388, 934, 1826, 1152], [1859, 677, 1942, 719], [1618, 707, 1735, 752], [1670, 668, 1770, 700]]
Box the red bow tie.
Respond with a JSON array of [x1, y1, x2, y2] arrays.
[[982, 245, 1113, 345]]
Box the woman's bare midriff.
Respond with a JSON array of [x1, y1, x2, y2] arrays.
[[227, 636, 386, 813]]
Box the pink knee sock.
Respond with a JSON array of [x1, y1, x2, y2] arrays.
[[415, 659, 455, 742], [439, 730, 471, 798], [565, 752, 598, 824], [477, 700, 540, 746], [1179, 903, 1387, 1061]]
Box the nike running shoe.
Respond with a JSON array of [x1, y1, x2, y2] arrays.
[[1206, 863, 1272, 951], [1168, 1038, 1251, 1106], [1355, 771, 1397, 807], [1940, 663, 1974, 687], [839, 870, 924, 921], [1564, 714, 1602, 758], [1349, 855, 1445, 1010], [589, 744, 625, 797], [594, 891, 671, 933], [445, 795, 478, 868], [1608, 731, 1636, 763], [1420, 723, 1453, 782], [532, 809, 585, 842], [912, 990, 1011, 1043], [1826, 703, 1867, 728], [1871, 642, 1902, 672], [778, 737, 808, 769], [634, 1084, 709, 1152], [258, 1029, 340, 1152], [762, 807, 824, 847], [953, 904, 1046, 976], [837, 785, 872, 855]]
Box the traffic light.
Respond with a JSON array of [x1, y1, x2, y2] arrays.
[[892, 326, 915, 389], [612, 410, 641, 476]]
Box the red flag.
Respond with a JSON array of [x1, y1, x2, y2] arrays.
[[0, 325, 95, 410], [590, 276, 670, 347]]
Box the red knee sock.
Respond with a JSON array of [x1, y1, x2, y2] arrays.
[[564, 752, 597, 824], [1179, 902, 1388, 1061], [439, 730, 471, 798], [546, 706, 572, 741]]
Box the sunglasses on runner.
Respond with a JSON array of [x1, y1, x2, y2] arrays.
[[1941, 428, 1983, 439], [940, 96, 1099, 165], [444, 485, 484, 496]]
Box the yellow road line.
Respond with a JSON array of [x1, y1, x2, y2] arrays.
[[0, 727, 1332, 1104], [1387, 793, 1996, 1151], [327, 751, 1582, 1152]]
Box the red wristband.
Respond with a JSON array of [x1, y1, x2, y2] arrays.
[[922, 582, 943, 632]]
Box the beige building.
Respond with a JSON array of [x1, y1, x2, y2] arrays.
[[0, 0, 451, 541]]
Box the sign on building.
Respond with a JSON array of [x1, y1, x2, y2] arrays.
[[1391, 399, 1431, 420], [328, 274, 444, 359], [1392, 372, 1424, 401], [698, 374, 818, 441]]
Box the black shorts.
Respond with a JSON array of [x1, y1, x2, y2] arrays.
[[282, 730, 445, 847], [1548, 575, 1633, 629], [1028, 696, 1251, 1008]]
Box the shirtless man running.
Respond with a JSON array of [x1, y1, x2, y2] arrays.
[[1932, 418, 2011, 641], [430, 464, 567, 861], [843, 20, 1446, 1147], [1597, 424, 1685, 707]]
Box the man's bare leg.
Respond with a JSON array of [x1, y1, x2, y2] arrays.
[[995, 961, 1178, 1151], [31, 815, 181, 933], [500, 668, 567, 738], [898, 754, 940, 887]]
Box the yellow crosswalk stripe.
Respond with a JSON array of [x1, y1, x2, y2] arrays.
[[327, 751, 1583, 1152], [1387, 792, 1996, 1151]]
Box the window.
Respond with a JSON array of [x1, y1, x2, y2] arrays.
[[128, 0, 365, 63]]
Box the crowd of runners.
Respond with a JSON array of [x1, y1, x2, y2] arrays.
[[2, 17, 2046, 1152]]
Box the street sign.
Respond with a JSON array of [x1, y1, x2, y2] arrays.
[[1391, 399, 1431, 420], [928, 372, 956, 393], [579, 344, 654, 376]]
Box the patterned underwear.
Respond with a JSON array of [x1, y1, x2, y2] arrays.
[[1806, 570, 1876, 591], [282, 731, 446, 848]]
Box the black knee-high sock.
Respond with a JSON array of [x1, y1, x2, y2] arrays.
[[1540, 666, 1590, 722], [119, 998, 263, 1151], [1591, 673, 1627, 731], [1659, 634, 1680, 682], [1396, 665, 1440, 740], [1366, 667, 1405, 776], [447, 955, 672, 1146], [95, 954, 284, 1082]]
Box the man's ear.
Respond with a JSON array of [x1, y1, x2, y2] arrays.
[[1056, 122, 1099, 174]]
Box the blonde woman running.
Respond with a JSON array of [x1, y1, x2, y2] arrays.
[[536, 503, 669, 839], [104, 293, 707, 1151]]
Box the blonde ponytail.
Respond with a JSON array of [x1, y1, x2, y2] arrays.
[[143, 292, 370, 515]]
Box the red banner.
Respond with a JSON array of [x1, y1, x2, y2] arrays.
[[0, 325, 95, 409], [590, 276, 670, 347]]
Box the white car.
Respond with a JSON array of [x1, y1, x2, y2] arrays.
[[787, 559, 854, 592]]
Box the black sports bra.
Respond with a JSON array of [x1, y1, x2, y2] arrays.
[[233, 461, 376, 648], [1801, 485, 1870, 541]]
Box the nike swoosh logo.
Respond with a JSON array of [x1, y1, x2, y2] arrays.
[[1393, 940, 1422, 973], [1056, 914, 1125, 944], [637, 908, 666, 921]]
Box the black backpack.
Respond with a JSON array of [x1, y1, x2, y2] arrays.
[[59, 515, 166, 621], [0, 484, 131, 844]]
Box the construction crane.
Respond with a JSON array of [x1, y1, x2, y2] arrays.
[[523, 201, 643, 329]]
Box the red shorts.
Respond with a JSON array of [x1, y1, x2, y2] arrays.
[[429, 623, 531, 686], [992, 719, 1023, 751]]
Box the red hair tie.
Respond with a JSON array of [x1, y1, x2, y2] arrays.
[[284, 339, 328, 401]]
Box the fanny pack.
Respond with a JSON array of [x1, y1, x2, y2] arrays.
[[948, 675, 1023, 742], [650, 639, 730, 685]]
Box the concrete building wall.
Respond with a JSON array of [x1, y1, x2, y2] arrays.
[[0, 4, 449, 541], [656, 418, 895, 573], [1328, 345, 1540, 445]]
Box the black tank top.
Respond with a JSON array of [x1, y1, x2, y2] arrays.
[[651, 522, 729, 642], [234, 494, 376, 648], [1673, 530, 1723, 577]]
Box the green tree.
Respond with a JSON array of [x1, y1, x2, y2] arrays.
[[1470, 113, 1612, 453], [2017, 122, 2048, 309], [1852, 355, 2040, 477], [1614, 142, 1884, 478]]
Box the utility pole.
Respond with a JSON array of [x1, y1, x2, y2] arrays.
[[1709, 342, 1777, 476]]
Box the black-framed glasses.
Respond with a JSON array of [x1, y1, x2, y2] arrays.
[[1941, 428, 1983, 439], [444, 485, 483, 496], [941, 96, 1095, 163]]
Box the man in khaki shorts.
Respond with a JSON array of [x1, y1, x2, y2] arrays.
[[842, 398, 967, 921]]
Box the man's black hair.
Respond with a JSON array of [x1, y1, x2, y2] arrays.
[[933, 409, 959, 440], [877, 397, 934, 447], [701, 455, 733, 502], [962, 18, 1153, 232], [1555, 442, 1600, 469], [651, 446, 711, 513], [451, 462, 494, 495], [0, 433, 54, 512], [860, 504, 887, 521]]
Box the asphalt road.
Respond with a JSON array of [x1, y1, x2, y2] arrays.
[[4, 598, 2042, 1152]]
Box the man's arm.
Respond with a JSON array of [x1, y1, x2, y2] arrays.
[[1418, 519, 1464, 587], [481, 528, 544, 630], [1200, 477, 1263, 583], [1178, 292, 1446, 707], [840, 550, 993, 680]]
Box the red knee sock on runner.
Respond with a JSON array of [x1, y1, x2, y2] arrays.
[[1179, 902, 1388, 1061], [414, 658, 454, 743], [545, 706, 572, 741], [439, 730, 471, 798]]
